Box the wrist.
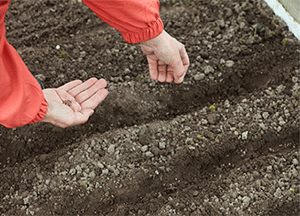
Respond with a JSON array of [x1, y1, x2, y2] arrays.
[[140, 30, 166, 47], [28, 96, 48, 124]]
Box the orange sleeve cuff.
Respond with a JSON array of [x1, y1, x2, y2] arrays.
[[121, 17, 164, 44], [28, 96, 48, 125]]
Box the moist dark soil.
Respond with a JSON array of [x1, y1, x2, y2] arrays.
[[0, 0, 299, 215]]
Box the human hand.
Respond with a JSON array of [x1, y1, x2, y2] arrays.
[[140, 30, 189, 83], [41, 78, 108, 128]]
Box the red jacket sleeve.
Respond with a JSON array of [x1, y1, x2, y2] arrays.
[[0, 0, 47, 128], [82, 0, 164, 44]]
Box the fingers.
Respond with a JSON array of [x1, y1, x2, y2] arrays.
[[81, 89, 108, 110], [173, 44, 189, 84], [148, 58, 169, 83], [180, 44, 190, 67], [147, 57, 159, 81], [145, 39, 189, 84], [166, 71, 174, 83], [67, 78, 98, 97], [57, 79, 83, 92], [157, 60, 167, 82], [74, 79, 107, 104]]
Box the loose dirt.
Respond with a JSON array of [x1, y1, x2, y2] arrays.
[[1, 0, 299, 215]]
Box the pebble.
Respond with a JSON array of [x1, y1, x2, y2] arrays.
[[76, 165, 82, 174], [277, 126, 282, 132], [114, 169, 120, 176], [292, 76, 298, 83], [274, 188, 282, 198], [204, 66, 214, 74], [292, 159, 299, 165], [189, 146, 196, 150], [145, 151, 154, 157], [108, 145, 115, 154], [201, 119, 208, 125], [102, 169, 109, 175], [194, 73, 205, 81], [238, 122, 244, 128], [276, 85, 285, 93], [69, 168, 76, 175], [278, 117, 286, 126], [254, 113, 262, 120], [262, 112, 269, 119], [107, 165, 115, 172], [266, 166, 273, 173], [225, 60, 234, 67], [139, 134, 151, 145], [89, 171, 95, 178], [80, 51, 86, 57], [36, 173, 43, 180], [259, 123, 268, 130], [230, 191, 238, 199], [141, 145, 148, 152], [291, 168, 298, 177], [253, 171, 260, 178], [193, 191, 199, 197], [190, 202, 197, 211], [242, 131, 248, 140], [185, 137, 193, 144], [242, 196, 250, 204], [159, 142, 166, 149], [97, 162, 104, 169]]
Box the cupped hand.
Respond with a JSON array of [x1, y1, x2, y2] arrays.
[[41, 78, 108, 128], [140, 30, 190, 83]]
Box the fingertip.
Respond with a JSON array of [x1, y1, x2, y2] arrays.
[[102, 89, 109, 99], [157, 72, 167, 83], [151, 74, 158, 81], [150, 70, 158, 81], [99, 78, 107, 83], [87, 77, 98, 84], [99, 78, 108, 88], [89, 110, 94, 117], [158, 77, 166, 83], [174, 76, 184, 84], [75, 79, 83, 84]]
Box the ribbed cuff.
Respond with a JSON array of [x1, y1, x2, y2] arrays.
[[28, 96, 48, 124], [121, 17, 164, 44]]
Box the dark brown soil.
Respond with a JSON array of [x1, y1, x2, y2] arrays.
[[0, 0, 299, 215]]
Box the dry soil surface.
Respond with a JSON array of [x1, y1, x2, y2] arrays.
[[0, 0, 299, 215]]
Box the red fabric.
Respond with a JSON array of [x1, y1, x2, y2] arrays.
[[0, 0, 47, 128], [0, 0, 163, 128], [82, 0, 164, 44]]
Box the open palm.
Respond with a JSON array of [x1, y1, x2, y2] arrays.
[[41, 78, 108, 128]]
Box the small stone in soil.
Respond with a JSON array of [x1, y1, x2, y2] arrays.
[[225, 60, 234, 67], [141, 145, 148, 152], [145, 151, 154, 157], [159, 142, 166, 149]]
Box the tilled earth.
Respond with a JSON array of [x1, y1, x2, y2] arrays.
[[0, 0, 299, 215]]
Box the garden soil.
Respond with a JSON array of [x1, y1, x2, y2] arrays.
[[0, 0, 299, 215]]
